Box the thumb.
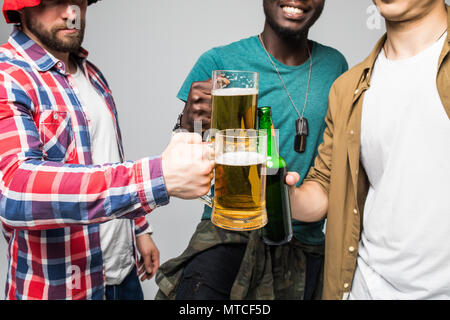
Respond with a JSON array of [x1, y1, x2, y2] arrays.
[[143, 254, 153, 274], [285, 172, 300, 186]]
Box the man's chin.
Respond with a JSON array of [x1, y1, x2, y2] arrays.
[[52, 34, 83, 52], [375, 2, 417, 22], [267, 14, 311, 39], [272, 24, 307, 39], [378, 9, 406, 22], [49, 40, 82, 53]]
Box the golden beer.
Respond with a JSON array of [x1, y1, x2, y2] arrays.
[[212, 151, 267, 231], [202, 71, 264, 231], [211, 88, 258, 131]]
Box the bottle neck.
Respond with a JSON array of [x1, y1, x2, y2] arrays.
[[259, 115, 279, 159]]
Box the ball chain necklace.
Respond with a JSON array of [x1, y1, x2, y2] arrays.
[[258, 33, 312, 153]]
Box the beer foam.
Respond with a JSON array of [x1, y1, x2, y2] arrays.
[[216, 152, 266, 166], [212, 87, 258, 96]]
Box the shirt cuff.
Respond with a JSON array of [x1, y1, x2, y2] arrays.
[[134, 156, 170, 213], [135, 218, 153, 237]]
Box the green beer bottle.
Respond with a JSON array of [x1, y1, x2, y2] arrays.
[[258, 107, 293, 245]]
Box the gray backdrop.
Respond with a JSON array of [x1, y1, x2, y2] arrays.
[[0, 0, 419, 300]]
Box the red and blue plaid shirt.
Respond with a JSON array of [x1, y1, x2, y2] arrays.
[[0, 28, 170, 300]]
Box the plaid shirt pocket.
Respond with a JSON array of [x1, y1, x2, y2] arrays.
[[38, 110, 76, 162]]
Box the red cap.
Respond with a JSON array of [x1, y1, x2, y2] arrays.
[[3, 0, 99, 24]]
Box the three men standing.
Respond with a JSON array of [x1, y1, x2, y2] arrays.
[[0, 0, 449, 300]]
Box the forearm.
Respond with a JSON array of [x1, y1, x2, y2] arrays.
[[0, 78, 170, 231], [0, 157, 169, 230], [290, 181, 328, 222]]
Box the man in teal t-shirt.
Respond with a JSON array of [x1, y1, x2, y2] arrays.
[[156, 0, 348, 300]]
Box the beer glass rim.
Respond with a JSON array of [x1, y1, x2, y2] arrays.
[[216, 128, 267, 138], [212, 70, 259, 76], [212, 70, 259, 91]]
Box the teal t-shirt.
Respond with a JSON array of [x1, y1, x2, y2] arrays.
[[177, 36, 348, 245]]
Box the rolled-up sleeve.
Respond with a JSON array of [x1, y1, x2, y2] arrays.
[[0, 72, 170, 231], [304, 84, 336, 195]]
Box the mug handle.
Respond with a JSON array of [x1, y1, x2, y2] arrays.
[[199, 141, 215, 208], [199, 195, 213, 208]]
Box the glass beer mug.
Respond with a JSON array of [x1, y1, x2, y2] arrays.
[[208, 70, 259, 138], [201, 129, 268, 231]]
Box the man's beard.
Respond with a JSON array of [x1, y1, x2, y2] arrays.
[[24, 14, 85, 53], [265, 16, 307, 41]]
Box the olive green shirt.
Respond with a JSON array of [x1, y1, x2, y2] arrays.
[[305, 5, 450, 300]]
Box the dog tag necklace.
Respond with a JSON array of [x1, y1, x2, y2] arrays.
[[258, 34, 312, 153]]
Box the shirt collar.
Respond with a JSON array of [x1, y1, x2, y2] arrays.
[[8, 26, 89, 74]]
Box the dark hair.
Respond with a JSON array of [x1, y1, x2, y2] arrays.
[[6, 10, 20, 24]]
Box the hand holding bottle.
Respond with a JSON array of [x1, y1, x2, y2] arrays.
[[284, 171, 328, 223]]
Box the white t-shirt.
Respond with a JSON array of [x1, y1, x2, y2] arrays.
[[71, 66, 135, 286], [350, 33, 450, 300]]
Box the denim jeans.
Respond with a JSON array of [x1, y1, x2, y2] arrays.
[[104, 266, 144, 300]]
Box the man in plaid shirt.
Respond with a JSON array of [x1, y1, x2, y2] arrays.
[[0, 0, 214, 299]]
